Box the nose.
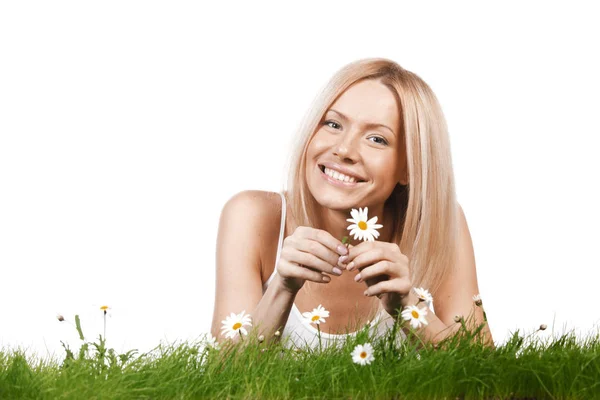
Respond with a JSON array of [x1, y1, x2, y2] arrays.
[[332, 131, 359, 162]]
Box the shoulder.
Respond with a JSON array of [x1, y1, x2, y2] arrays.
[[218, 190, 285, 281], [219, 190, 285, 246], [220, 190, 283, 221]]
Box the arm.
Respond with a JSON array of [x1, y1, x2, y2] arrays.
[[399, 203, 494, 347], [210, 190, 297, 345]]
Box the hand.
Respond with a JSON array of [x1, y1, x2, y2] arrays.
[[345, 241, 412, 318], [276, 226, 349, 294]]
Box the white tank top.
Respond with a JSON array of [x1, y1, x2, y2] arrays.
[[261, 191, 407, 350]]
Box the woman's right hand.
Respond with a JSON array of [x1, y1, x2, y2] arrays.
[[276, 226, 349, 293]]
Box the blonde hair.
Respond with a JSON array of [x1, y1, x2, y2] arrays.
[[284, 58, 459, 297]]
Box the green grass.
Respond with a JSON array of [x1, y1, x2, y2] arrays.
[[1, 320, 599, 399]]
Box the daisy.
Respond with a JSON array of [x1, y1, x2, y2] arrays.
[[221, 310, 252, 339], [346, 207, 383, 242], [413, 287, 433, 305], [203, 333, 219, 350], [302, 304, 330, 325], [401, 305, 429, 329], [473, 294, 482, 306], [351, 343, 375, 365]]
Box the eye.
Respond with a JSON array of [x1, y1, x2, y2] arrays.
[[323, 120, 341, 129], [369, 136, 388, 146]]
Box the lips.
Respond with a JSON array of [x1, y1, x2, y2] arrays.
[[318, 163, 367, 182]]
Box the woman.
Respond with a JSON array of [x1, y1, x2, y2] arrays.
[[210, 58, 493, 350]]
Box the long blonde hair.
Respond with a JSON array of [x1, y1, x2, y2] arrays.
[[284, 58, 459, 297]]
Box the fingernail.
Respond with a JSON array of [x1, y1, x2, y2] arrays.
[[347, 262, 355, 271], [332, 267, 342, 276], [338, 255, 348, 263], [336, 245, 348, 255], [354, 273, 361, 282]]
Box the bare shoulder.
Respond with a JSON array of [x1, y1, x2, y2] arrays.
[[218, 190, 285, 275], [220, 190, 283, 232]]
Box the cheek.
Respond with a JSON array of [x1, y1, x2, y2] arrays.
[[306, 132, 332, 156]]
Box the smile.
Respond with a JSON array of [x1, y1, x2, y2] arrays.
[[318, 165, 366, 186]]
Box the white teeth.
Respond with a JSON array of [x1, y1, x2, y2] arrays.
[[323, 167, 357, 183]]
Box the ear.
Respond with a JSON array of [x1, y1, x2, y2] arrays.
[[398, 164, 409, 186], [398, 173, 408, 186]]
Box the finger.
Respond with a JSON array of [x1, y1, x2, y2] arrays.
[[287, 247, 342, 276], [364, 278, 412, 298], [294, 226, 348, 256], [278, 259, 332, 284], [347, 245, 388, 272], [353, 261, 393, 283], [292, 238, 343, 269], [363, 279, 398, 297]]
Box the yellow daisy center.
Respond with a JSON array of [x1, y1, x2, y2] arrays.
[[233, 322, 242, 330], [358, 221, 368, 230], [360, 351, 367, 358], [100, 306, 109, 311], [311, 315, 320, 322], [411, 310, 419, 319]]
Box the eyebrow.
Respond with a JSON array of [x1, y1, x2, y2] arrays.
[[327, 109, 396, 136]]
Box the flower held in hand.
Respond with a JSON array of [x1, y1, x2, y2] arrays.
[[346, 207, 383, 242]]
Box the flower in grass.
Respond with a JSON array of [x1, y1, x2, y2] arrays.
[[415, 353, 422, 361], [351, 343, 375, 365], [221, 310, 252, 339], [346, 207, 383, 242], [203, 333, 219, 350], [258, 335, 265, 343], [472, 294, 482, 306], [100, 305, 110, 314], [453, 315, 464, 323], [539, 324, 547, 331], [57, 314, 65, 322], [413, 287, 433, 305], [302, 304, 329, 326], [401, 305, 429, 329]]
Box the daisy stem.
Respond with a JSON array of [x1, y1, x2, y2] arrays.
[[103, 310, 106, 341], [238, 330, 244, 342], [317, 325, 322, 353]]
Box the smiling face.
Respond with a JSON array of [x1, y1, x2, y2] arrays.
[[305, 79, 408, 212]]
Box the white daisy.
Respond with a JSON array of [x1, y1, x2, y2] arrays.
[[221, 310, 252, 339], [413, 287, 433, 305], [351, 343, 375, 365], [346, 207, 383, 242], [473, 294, 482, 306], [302, 304, 330, 325], [401, 305, 429, 329], [203, 333, 219, 350]]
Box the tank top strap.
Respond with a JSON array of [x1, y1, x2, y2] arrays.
[[263, 191, 286, 290]]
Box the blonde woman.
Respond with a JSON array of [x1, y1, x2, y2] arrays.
[[211, 58, 493, 349]]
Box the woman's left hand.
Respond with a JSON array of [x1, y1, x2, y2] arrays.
[[345, 241, 412, 318]]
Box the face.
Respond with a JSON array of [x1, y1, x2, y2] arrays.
[[305, 79, 407, 212]]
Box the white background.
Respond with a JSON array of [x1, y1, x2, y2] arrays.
[[1, 1, 599, 359]]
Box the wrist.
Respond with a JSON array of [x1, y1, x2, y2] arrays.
[[400, 288, 419, 308], [273, 273, 301, 297]]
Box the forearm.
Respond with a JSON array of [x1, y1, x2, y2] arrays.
[[396, 291, 493, 347], [228, 274, 297, 346]]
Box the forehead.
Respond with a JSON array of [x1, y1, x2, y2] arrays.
[[327, 79, 400, 128]]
